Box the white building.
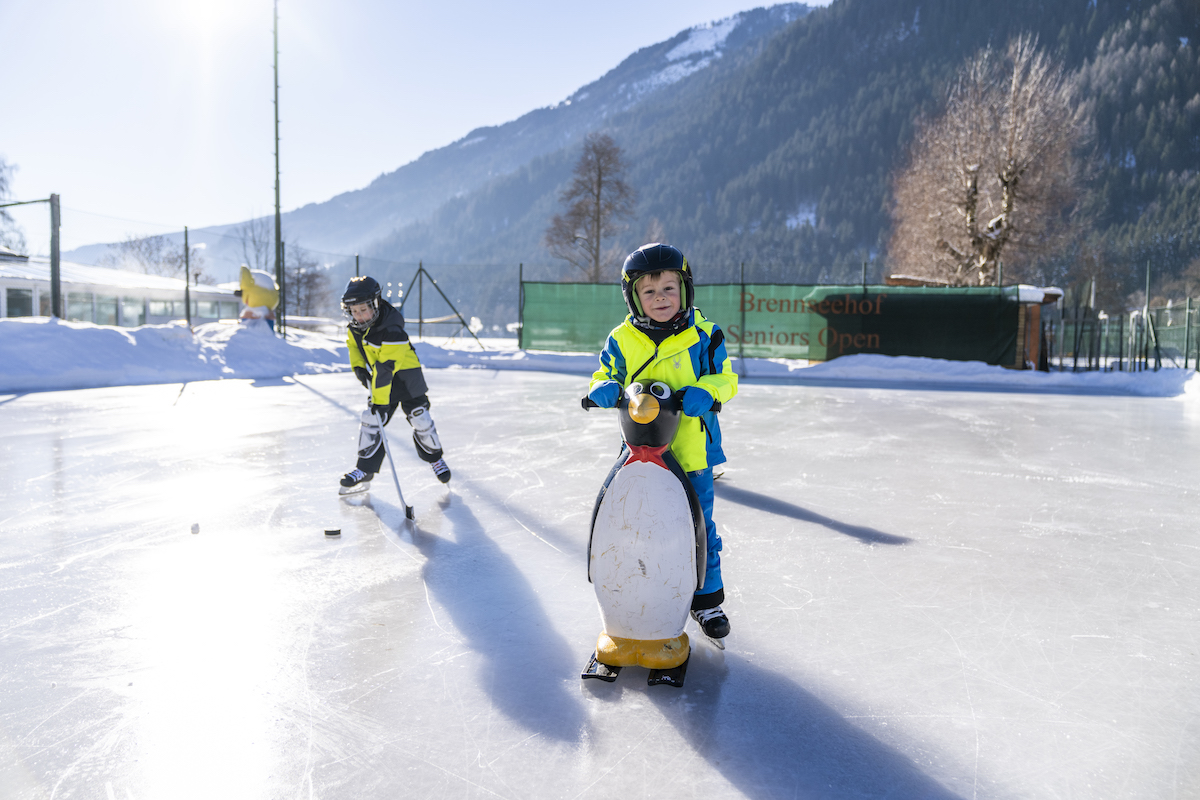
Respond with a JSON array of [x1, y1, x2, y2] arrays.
[[0, 248, 238, 326]]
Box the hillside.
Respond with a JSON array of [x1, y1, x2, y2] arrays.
[[63, 0, 1200, 329], [360, 0, 1199, 309]]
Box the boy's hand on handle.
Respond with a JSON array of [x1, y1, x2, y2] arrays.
[[354, 367, 371, 389], [370, 403, 391, 425], [587, 381, 621, 409], [680, 386, 715, 417]]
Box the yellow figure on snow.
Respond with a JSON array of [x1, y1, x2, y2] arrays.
[[237, 266, 279, 330]]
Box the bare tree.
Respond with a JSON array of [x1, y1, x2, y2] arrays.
[[235, 216, 273, 273], [889, 36, 1091, 286], [100, 234, 207, 281], [284, 242, 331, 316], [0, 157, 27, 253], [544, 133, 637, 281]]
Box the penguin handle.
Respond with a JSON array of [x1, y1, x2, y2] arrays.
[[584, 396, 720, 412]]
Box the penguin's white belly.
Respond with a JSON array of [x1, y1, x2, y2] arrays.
[[590, 461, 696, 640]]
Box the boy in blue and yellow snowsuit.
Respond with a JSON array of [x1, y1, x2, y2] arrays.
[[588, 243, 738, 641]]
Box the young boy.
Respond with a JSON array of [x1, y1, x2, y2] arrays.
[[587, 243, 738, 641], [340, 276, 451, 491]]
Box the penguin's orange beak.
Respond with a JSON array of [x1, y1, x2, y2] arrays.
[[628, 393, 660, 424]]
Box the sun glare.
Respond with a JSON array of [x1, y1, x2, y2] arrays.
[[158, 0, 257, 39]]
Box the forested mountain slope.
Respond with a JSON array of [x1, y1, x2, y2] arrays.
[[362, 0, 1198, 304]]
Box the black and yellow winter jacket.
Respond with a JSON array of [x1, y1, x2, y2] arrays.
[[346, 299, 423, 406]]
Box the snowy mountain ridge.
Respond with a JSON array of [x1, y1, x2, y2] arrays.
[[62, 4, 810, 279]]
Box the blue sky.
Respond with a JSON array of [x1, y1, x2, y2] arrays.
[[2, 0, 830, 254]]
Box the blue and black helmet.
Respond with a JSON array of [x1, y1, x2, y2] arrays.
[[620, 243, 694, 323]]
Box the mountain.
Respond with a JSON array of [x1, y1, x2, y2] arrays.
[[66, 0, 1200, 328], [358, 0, 1199, 317], [63, 5, 807, 284]]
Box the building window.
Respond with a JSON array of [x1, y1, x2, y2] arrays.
[[221, 301, 239, 319], [96, 295, 118, 326], [197, 301, 218, 318], [121, 298, 145, 327], [6, 288, 33, 317], [67, 292, 93, 323], [148, 300, 170, 317]]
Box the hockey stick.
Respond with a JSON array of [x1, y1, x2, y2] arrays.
[[374, 411, 416, 521]]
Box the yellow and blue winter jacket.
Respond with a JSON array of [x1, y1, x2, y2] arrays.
[[591, 310, 738, 472], [346, 299, 423, 406]]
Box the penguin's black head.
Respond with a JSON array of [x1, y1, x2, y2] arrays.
[[618, 381, 681, 447]]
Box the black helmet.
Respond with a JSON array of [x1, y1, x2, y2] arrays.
[[342, 276, 382, 330], [620, 243, 694, 331]]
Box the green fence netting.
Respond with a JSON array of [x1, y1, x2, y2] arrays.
[[520, 282, 1020, 365]]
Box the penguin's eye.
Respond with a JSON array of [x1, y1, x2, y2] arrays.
[[649, 382, 671, 399], [626, 382, 644, 398]]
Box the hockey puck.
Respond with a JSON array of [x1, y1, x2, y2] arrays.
[[324, 529, 341, 537]]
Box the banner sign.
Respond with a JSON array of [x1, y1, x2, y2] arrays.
[[521, 282, 1020, 366]]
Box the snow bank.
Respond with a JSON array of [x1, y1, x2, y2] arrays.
[[2, 316, 1196, 399], [0, 317, 345, 393], [750, 353, 1198, 398]]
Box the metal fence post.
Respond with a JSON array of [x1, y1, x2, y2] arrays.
[[184, 226, 192, 327], [1185, 297, 1192, 370], [49, 194, 61, 318], [1117, 313, 1124, 371], [739, 261, 746, 378]]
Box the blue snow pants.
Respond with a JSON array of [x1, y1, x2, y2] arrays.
[[687, 467, 723, 609]]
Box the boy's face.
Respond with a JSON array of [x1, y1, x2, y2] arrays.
[[348, 301, 375, 324], [635, 271, 682, 323]]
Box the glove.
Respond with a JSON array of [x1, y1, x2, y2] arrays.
[[680, 386, 714, 417], [370, 404, 392, 425], [587, 381, 621, 409], [354, 367, 371, 389]]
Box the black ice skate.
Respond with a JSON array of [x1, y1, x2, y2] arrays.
[[338, 468, 373, 495], [691, 606, 730, 650], [430, 458, 451, 484]]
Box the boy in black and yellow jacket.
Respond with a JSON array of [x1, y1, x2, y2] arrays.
[[340, 276, 450, 492]]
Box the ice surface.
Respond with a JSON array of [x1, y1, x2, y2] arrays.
[[2, 366, 1198, 799]]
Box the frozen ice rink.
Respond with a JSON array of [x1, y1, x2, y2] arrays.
[[2, 368, 1198, 799]]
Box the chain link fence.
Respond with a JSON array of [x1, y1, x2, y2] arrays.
[[1046, 301, 1199, 372]]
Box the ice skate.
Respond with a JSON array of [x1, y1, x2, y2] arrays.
[[409, 406, 449, 484], [430, 457, 451, 484], [338, 468, 373, 495], [691, 606, 729, 650]]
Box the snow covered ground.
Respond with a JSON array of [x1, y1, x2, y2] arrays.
[[1, 318, 1198, 798]]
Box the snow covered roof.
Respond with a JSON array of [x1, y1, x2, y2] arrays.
[[0, 255, 234, 295]]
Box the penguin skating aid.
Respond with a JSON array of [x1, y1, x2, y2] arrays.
[[581, 382, 709, 688]]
